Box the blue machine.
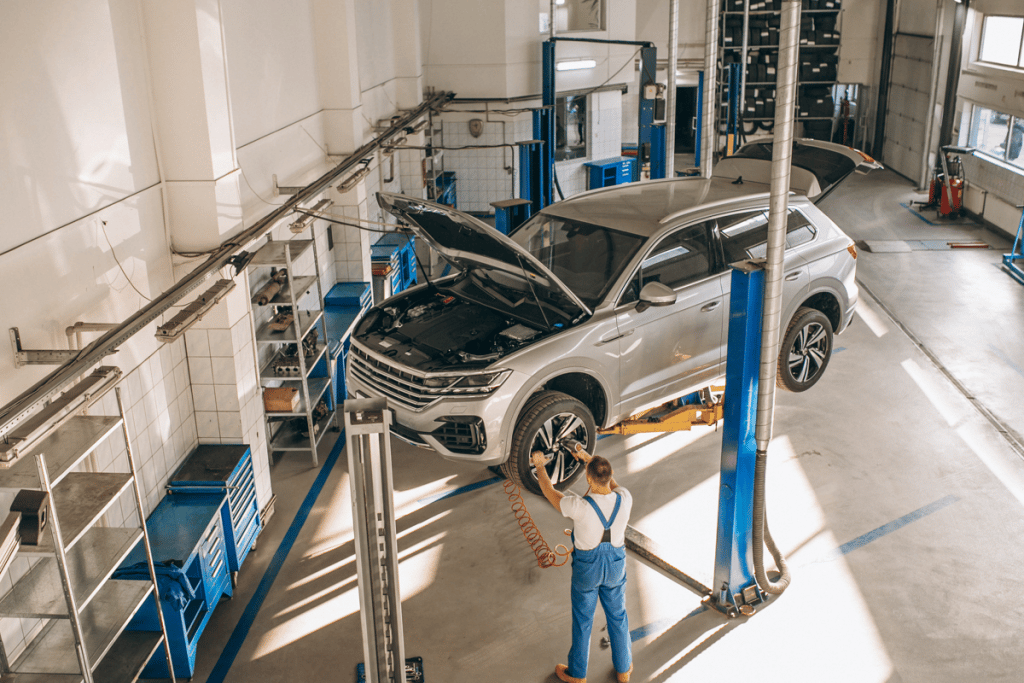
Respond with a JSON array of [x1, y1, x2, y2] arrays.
[[711, 263, 767, 613], [584, 157, 636, 189], [491, 198, 533, 234], [725, 63, 743, 156], [695, 70, 704, 172], [1003, 204, 1024, 286], [649, 125, 667, 179]]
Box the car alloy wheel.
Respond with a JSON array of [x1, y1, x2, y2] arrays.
[[776, 306, 833, 392], [506, 391, 594, 496]]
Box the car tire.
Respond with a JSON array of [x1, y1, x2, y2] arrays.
[[776, 307, 833, 392], [506, 391, 595, 497]]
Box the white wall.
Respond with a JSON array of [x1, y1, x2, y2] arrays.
[[0, 0, 426, 663]]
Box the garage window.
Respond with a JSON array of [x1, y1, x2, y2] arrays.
[[555, 95, 587, 161], [541, 0, 604, 33], [962, 104, 1024, 170], [978, 15, 1024, 68]]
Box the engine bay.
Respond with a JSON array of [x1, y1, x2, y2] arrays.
[[353, 285, 554, 371]]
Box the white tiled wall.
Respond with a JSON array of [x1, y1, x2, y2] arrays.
[[440, 119, 518, 214]]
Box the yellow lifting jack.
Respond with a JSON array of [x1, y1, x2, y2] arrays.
[[597, 386, 725, 436]]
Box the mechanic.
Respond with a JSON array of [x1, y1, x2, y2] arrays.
[[531, 445, 634, 683]]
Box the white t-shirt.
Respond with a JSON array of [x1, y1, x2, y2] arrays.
[[561, 488, 632, 551]]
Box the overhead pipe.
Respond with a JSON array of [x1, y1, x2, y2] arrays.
[[0, 91, 453, 441], [665, 0, 680, 177], [751, 0, 800, 597], [701, 0, 720, 177], [66, 322, 118, 351]]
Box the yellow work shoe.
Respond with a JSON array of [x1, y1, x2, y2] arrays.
[[616, 663, 634, 683], [555, 663, 586, 683]]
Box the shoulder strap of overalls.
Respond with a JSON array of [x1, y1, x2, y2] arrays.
[[584, 492, 622, 543]]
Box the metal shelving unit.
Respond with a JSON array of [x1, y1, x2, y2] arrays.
[[248, 236, 337, 467], [718, 0, 844, 144], [0, 384, 175, 683]]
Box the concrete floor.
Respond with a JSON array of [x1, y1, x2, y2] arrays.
[[186, 169, 1024, 683]]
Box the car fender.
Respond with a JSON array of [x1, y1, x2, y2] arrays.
[[498, 358, 615, 461]]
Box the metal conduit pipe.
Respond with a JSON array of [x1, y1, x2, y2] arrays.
[[752, 0, 800, 596], [701, 0, 720, 177], [0, 91, 453, 441], [665, 0, 680, 177], [66, 323, 118, 351]]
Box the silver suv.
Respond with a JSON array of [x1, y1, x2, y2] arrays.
[[348, 139, 878, 494]]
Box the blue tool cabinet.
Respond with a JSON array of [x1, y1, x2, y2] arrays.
[[434, 171, 457, 206], [371, 233, 417, 302], [167, 444, 262, 579], [325, 281, 372, 404], [584, 157, 635, 189], [118, 493, 232, 678]]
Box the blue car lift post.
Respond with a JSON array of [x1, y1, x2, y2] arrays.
[[540, 37, 659, 200], [1003, 203, 1024, 286], [621, 264, 771, 615]]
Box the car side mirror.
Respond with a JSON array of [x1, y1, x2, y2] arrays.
[[635, 282, 676, 313]]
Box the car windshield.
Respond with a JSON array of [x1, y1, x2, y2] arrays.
[[508, 216, 644, 308]]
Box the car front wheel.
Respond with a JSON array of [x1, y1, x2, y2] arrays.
[[776, 307, 833, 392], [505, 391, 594, 496]]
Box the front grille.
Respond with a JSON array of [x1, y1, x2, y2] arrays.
[[432, 418, 486, 454], [348, 344, 501, 411]]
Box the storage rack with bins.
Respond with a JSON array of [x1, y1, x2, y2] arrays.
[[0, 377, 176, 683], [248, 237, 338, 467], [119, 492, 231, 678], [370, 233, 418, 303], [324, 281, 373, 405], [166, 444, 261, 583], [718, 0, 843, 143]]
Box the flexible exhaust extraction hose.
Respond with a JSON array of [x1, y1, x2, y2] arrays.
[[751, 0, 801, 596]]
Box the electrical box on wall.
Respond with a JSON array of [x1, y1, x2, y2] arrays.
[[644, 84, 658, 99]]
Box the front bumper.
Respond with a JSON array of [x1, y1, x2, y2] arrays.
[[346, 367, 525, 467]]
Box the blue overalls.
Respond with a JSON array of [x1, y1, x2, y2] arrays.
[[567, 493, 631, 680]]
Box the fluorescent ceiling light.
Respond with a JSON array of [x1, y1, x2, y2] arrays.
[[556, 59, 597, 71]]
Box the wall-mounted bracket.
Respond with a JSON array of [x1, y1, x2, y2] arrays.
[[10, 328, 82, 368], [272, 174, 304, 196]]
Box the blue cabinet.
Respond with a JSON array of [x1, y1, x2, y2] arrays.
[[118, 493, 232, 678], [167, 444, 262, 578], [585, 157, 635, 189], [434, 171, 457, 206], [325, 281, 372, 404]]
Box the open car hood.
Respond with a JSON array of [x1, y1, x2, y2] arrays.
[[712, 139, 882, 203], [376, 192, 590, 318]]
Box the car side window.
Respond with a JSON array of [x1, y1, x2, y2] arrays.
[[620, 222, 713, 304], [719, 209, 817, 263]]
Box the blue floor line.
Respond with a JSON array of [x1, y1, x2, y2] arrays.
[[628, 495, 959, 642], [416, 476, 503, 505], [900, 202, 936, 226], [987, 344, 1024, 380], [833, 346, 847, 354], [205, 433, 347, 683], [810, 494, 959, 565]]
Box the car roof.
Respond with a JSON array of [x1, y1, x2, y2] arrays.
[[539, 176, 780, 236]]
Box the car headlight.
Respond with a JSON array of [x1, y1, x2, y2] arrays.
[[423, 376, 458, 389], [453, 370, 512, 390]]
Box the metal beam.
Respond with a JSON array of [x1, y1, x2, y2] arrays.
[[0, 91, 453, 443]]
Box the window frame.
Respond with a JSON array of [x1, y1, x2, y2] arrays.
[[616, 221, 717, 307], [977, 14, 1024, 69], [555, 94, 588, 162], [961, 103, 1024, 169]]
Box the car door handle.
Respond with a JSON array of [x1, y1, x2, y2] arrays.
[[596, 329, 634, 345], [701, 301, 721, 312], [785, 272, 801, 281]]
